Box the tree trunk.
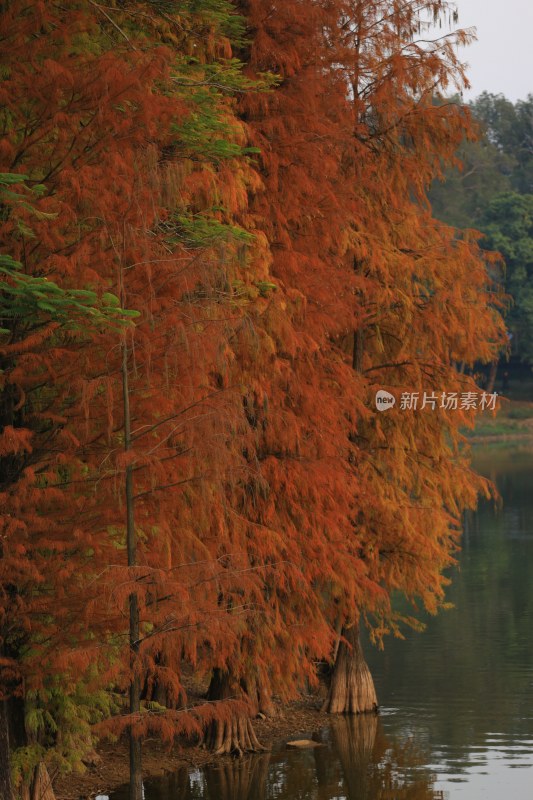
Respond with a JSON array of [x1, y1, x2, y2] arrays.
[[1, 692, 58, 800], [242, 677, 275, 718], [203, 670, 266, 756], [486, 360, 498, 393], [122, 338, 142, 800], [29, 764, 55, 800], [0, 699, 13, 800], [322, 623, 378, 714], [352, 252, 365, 376], [141, 653, 187, 710], [352, 328, 364, 373], [257, 683, 275, 718]]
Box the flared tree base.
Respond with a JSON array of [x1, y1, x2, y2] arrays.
[[203, 715, 267, 756], [204, 669, 267, 756], [322, 623, 378, 714], [19, 763, 56, 800]]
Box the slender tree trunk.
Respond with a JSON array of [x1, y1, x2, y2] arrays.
[[322, 623, 378, 714], [486, 360, 498, 393], [256, 683, 275, 718], [122, 339, 142, 800], [203, 670, 266, 756], [0, 639, 25, 800], [352, 328, 364, 373], [0, 699, 13, 800]]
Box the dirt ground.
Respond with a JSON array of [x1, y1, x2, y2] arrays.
[[54, 697, 330, 799]]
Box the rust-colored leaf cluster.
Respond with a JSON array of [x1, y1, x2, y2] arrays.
[[0, 0, 505, 780]]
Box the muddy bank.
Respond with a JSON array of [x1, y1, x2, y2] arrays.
[[55, 697, 331, 800]]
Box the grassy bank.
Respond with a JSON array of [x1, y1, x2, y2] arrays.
[[468, 398, 533, 442]]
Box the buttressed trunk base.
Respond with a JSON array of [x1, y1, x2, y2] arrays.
[[322, 623, 378, 714], [203, 670, 266, 756]]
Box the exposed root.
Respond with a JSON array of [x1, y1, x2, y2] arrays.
[[21, 763, 56, 800], [203, 714, 267, 756], [203, 669, 267, 755]]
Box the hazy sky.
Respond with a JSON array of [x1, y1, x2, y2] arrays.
[[448, 0, 533, 101]]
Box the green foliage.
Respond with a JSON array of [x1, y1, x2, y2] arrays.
[[479, 193, 533, 362], [255, 280, 277, 297], [0, 175, 139, 337], [506, 404, 533, 420], [166, 212, 254, 248], [429, 137, 512, 228], [0, 255, 138, 335], [11, 684, 120, 783], [171, 57, 272, 164], [480, 192, 533, 274], [0, 172, 50, 221], [472, 93, 533, 195], [429, 93, 533, 227], [150, 0, 249, 44], [429, 94, 533, 364]]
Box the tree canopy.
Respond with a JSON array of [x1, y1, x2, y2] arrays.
[[0, 2, 506, 797]]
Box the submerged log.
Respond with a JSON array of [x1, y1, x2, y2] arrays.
[[286, 739, 324, 748]]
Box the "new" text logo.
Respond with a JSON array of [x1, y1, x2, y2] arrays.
[[375, 390, 396, 412]]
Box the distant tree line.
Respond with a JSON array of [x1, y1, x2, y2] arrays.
[[430, 93, 533, 365]]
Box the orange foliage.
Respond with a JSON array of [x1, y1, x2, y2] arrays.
[[0, 0, 506, 764]]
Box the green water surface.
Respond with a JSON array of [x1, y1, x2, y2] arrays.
[[107, 445, 533, 799]]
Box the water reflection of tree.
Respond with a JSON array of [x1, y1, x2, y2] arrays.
[[364, 454, 533, 765], [146, 755, 271, 800], [315, 717, 441, 800], [137, 719, 444, 800], [204, 754, 270, 800]]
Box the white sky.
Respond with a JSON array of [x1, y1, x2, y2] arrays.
[[446, 0, 533, 101]]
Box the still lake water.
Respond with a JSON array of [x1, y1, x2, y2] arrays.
[[109, 445, 533, 799]]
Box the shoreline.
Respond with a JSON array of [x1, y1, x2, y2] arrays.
[[466, 397, 533, 443], [54, 698, 331, 799], [54, 407, 533, 800], [469, 432, 533, 444]]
